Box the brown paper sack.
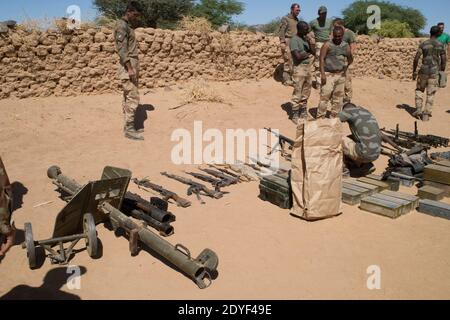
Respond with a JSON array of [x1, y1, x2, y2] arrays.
[[291, 118, 343, 221]]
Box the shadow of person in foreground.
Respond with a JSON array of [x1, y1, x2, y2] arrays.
[[0, 266, 87, 300], [135, 104, 155, 132]]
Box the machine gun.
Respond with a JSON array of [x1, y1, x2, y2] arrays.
[[132, 178, 191, 208], [199, 168, 240, 185], [381, 122, 449, 149], [161, 172, 224, 204], [265, 127, 294, 156], [41, 165, 219, 289], [49, 166, 176, 237]]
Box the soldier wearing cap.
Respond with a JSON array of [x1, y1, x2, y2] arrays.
[[278, 3, 302, 86], [310, 6, 333, 90]]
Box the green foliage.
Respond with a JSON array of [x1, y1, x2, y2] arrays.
[[93, 0, 194, 28], [260, 17, 281, 35], [369, 19, 414, 38], [191, 0, 245, 27], [342, 0, 426, 37]]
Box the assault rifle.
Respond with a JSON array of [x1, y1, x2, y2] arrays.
[[161, 172, 224, 204], [199, 168, 240, 185], [132, 178, 191, 208], [381, 122, 449, 149]]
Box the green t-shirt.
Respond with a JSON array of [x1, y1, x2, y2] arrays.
[[343, 29, 356, 44], [290, 35, 311, 65], [309, 18, 333, 43], [437, 33, 450, 47]]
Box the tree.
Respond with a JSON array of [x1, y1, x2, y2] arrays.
[[342, 0, 426, 37], [93, 0, 194, 28], [261, 18, 281, 35], [192, 0, 245, 27], [369, 19, 414, 38]]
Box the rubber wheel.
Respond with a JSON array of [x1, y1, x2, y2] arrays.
[[24, 223, 37, 269], [83, 213, 98, 258]]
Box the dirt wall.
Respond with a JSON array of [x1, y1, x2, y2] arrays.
[[0, 27, 424, 99]]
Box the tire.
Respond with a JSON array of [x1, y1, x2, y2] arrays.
[[24, 223, 37, 269], [83, 213, 98, 258]]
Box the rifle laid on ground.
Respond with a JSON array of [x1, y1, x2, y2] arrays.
[[381, 122, 449, 149], [184, 171, 228, 192], [265, 127, 294, 150], [199, 168, 240, 185], [132, 178, 191, 208], [208, 164, 250, 182], [161, 172, 224, 204]]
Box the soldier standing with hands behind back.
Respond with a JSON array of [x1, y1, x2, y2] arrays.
[[278, 4, 301, 86], [114, 1, 144, 141]]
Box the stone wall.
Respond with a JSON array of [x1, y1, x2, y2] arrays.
[[0, 26, 425, 99]]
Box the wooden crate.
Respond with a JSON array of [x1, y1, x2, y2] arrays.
[[424, 164, 450, 186], [380, 190, 420, 210], [417, 185, 446, 201], [360, 196, 404, 219], [417, 200, 450, 220]]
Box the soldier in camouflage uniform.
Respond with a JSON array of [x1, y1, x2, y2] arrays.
[[114, 1, 144, 140], [290, 21, 315, 123], [333, 18, 357, 104], [318, 26, 353, 119], [339, 103, 402, 175], [413, 26, 447, 121], [278, 4, 301, 86], [0, 156, 15, 258], [309, 6, 333, 90]]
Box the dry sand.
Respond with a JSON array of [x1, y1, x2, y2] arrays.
[[0, 77, 449, 300]]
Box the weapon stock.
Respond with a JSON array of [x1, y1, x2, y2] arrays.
[[161, 172, 224, 201], [132, 178, 191, 208]]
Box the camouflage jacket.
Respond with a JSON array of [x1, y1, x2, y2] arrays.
[[278, 14, 299, 42], [114, 18, 139, 66]]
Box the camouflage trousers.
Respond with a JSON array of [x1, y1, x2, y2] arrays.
[[313, 42, 325, 89], [0, 157, 12, 235], [342, 137, 364, 164], [415, 73, 438, 115], [344, 68, 353, 104], [317, 71, 346, 118], [281, 38, 293, 76], [118, 59, 140, 131], [291, 64, 312, 112]]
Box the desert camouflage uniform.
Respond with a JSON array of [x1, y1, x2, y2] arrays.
[[114, 18, 140, 132], [339, 105, 381, 164], [317, 41, 350, 118], [310, 18, 333, 89], [290, 35, 313, 115], [0, 157, 12, 236], [343, 29, 356, 103], [278, 13, 299, 83], [415, 39, 445, 116]]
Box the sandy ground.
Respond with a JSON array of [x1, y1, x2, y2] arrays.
[[0, 77, 449, 300]]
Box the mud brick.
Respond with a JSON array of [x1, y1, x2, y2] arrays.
[[424, 164, 450, 186], [342, 188, 362, 205], [366, 174, 400, 191], [359, 196, 404, 219], [344, 180, 380, 194], [417, 199, 450, 220], [423, 180, 450, 197], [380, 190, 420, 210], [417, 185, 446, 201], [357, 177, 391, 191], [370, 193, 411, 215]]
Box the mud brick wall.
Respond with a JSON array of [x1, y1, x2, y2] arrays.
[[0, 27, 425, 99]]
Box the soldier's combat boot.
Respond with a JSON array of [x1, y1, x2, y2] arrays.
[[412, 108, 423, 120], [124, 126, 144, 141]]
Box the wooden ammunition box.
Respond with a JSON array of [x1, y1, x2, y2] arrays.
[[342, 183, 372, 198], [344, 180, 380, 194], [417, 199, 450, 220], [342, 188, 362, 205], [366, 174, 400, 191], [424, 164, 450, 186], [357, 177, 391, 191], [359, 196, 404, 219], [259, 174, 292, 209], [423, 180, 450, 197], [417, 185, 446, 201], [380, 190, 420, 210], [370, 193, 411, 215], [435, 160, 450, 168]]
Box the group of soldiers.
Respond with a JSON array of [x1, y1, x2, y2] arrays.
[[279, 3, 447, 124]]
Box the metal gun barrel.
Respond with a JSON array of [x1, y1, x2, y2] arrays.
[[104, 202, 217, 289], [47, 166, 82, 195]]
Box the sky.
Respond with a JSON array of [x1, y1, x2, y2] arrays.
[[0, 0, 448, 33]]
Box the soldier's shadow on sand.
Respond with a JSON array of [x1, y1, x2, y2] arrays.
[[396, 104, 417, 118], [447, 110, 450, 114], [135, 104, 155, 131], [0, 267, 86, 300]]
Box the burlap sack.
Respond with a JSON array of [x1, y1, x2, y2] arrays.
[[291, 118, 343, 221]]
